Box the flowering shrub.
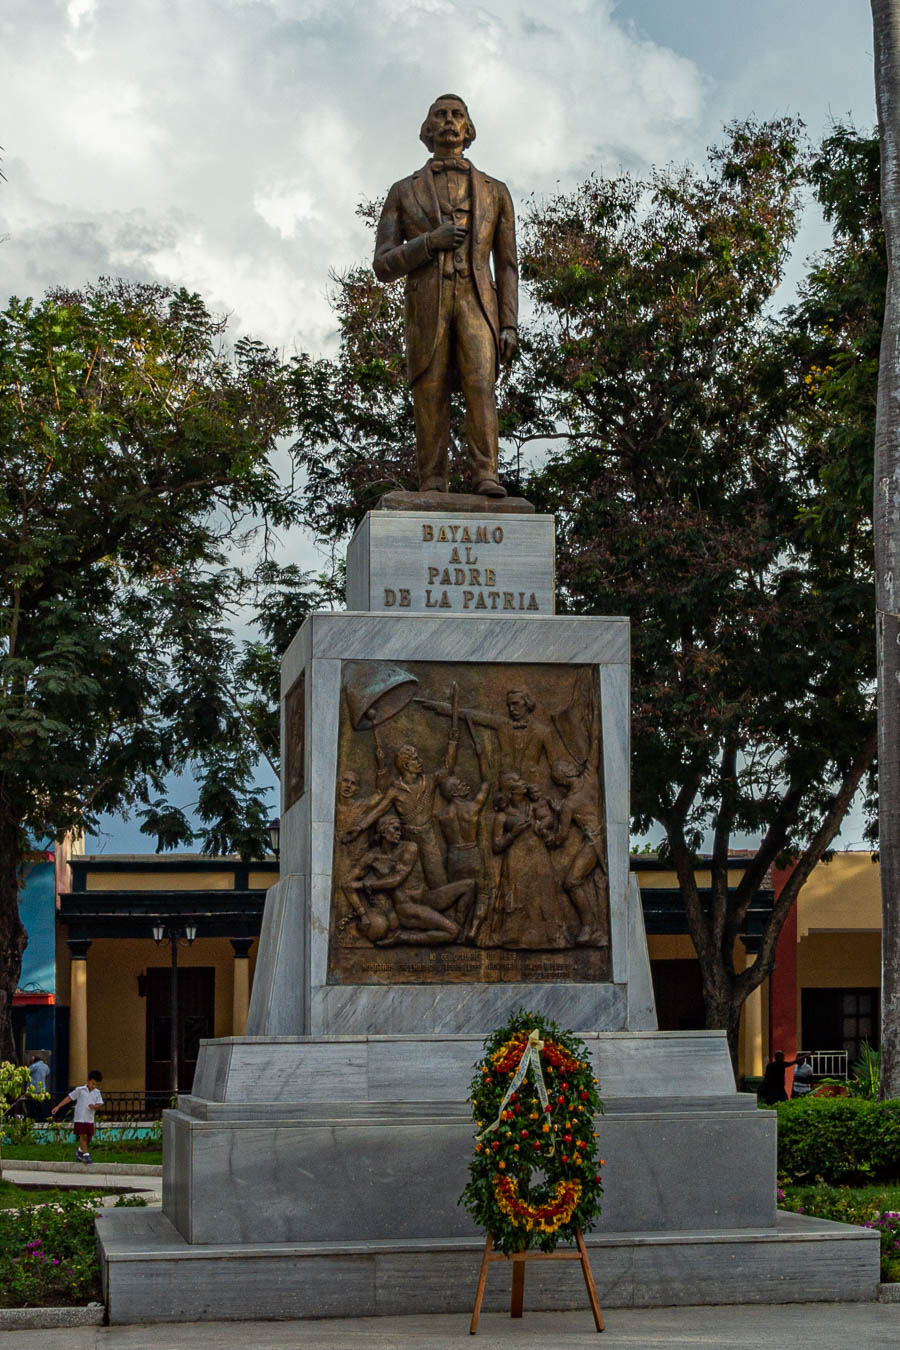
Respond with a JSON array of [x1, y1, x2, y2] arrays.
[[865, 1211, 900, 1281], [0, 1192, 146, 1307], [778, 1182, 900, 1281], [459, 1010, 604, 1254]]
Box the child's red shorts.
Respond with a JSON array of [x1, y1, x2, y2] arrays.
[[74, 1122, 94, 1141]]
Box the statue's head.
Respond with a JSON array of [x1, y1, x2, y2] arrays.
[[506, 688, 535, 720], [420, 94, 476, 153], [376, 812, 403, 844], [395, 744, 422, 776], [499, 770, 525, 799]]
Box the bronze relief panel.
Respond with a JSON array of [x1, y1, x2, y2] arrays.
[[327, 660, 611, 985]]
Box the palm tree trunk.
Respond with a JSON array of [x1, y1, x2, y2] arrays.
[[872, 0, 900, 1098]]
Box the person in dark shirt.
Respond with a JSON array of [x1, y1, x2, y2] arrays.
[[761, 1049, 797, 1104]]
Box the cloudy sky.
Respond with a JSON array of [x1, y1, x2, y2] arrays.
[[0, 0, 879, 850], [1, 0, 877, 355]]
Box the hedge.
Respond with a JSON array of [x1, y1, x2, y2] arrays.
[[775, 1097, 900, 1183]]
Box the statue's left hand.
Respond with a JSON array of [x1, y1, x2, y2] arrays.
[[499, 327, 518, 364]]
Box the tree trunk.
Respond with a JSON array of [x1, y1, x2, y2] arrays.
[[0, 800, 26, 1061], [873, 0, 900, 1100]]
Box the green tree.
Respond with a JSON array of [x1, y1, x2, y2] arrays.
[[518, 120, 877, 1066], [0, 279, 321, 1055], [871, 0, 900, 1099]]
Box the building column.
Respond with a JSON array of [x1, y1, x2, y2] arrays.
[[231, 938, 253, 1036], [67, 939, 92, 1087], [769, 863, 799, 1091], [743, 963, 764, 1079]]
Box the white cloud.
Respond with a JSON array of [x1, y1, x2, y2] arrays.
[[0, 0, 708, 351], [254, 184, 319, 239], [66, 0, 97, 28]]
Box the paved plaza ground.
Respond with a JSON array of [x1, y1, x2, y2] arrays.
[[2, 1305, 899, 1349]]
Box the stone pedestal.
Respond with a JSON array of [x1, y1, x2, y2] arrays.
[[96, 502, 880, 1321], [245, 610, 649, 1037], [346, 510, 556, 614], [162, 1033, 774, 1248]]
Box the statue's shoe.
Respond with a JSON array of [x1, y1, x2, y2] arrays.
[[474, 477, 508, 498], [419, 477, 446, 492]]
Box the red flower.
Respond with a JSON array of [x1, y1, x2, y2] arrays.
[[580, 1091, 589, 1100], [561, 1082, 569, 1089], [561, 1155, 569, 1163], [491, 1141, 500, 1151], [557, 1096, 565, 1105], [563, 1134, 572, 1143], [521, 1129, 529, 1138], [544, 1104, 552, 1113]]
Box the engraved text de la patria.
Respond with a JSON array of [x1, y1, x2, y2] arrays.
[[328, 660, 610, 984], [381, 521, 541, 613]]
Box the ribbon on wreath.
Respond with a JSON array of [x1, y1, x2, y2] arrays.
[[475, 1028, 555, 1156]]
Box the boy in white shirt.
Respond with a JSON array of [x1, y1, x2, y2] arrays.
[[50, 1069, 104, 1163]]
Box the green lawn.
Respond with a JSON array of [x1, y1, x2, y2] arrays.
[[1, 1142, 162, 1166], [0, 1178, 103, 1208]]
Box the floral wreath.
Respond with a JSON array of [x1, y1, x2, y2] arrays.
[[460, 1010, 605, 1254]]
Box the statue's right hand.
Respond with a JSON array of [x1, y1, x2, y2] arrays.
[[429, 223, 467, 251]]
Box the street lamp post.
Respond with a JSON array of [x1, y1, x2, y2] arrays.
[[152, 923, 198, 1097]]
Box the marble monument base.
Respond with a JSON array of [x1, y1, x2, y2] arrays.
[[95, 1031, 881, 1320]]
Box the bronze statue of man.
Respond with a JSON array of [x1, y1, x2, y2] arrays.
[[374, 94, 518, 497]]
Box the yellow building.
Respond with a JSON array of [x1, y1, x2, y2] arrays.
[[636, 851, 882, 1083], [52, 849, 880, 1102], [56, 853, 277, 1107]]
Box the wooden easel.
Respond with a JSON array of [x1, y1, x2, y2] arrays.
[[469, 1230, 604, 1334]]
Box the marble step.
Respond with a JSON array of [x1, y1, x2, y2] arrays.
[[97, 1208, 881, 1324]]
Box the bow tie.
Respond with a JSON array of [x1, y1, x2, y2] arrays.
[[430, 158, 470, 173]]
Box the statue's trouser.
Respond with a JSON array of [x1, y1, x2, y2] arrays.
[[403, 822, 448, 889], [411, 273, 499, 487], [446, 840, 479, 883]]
